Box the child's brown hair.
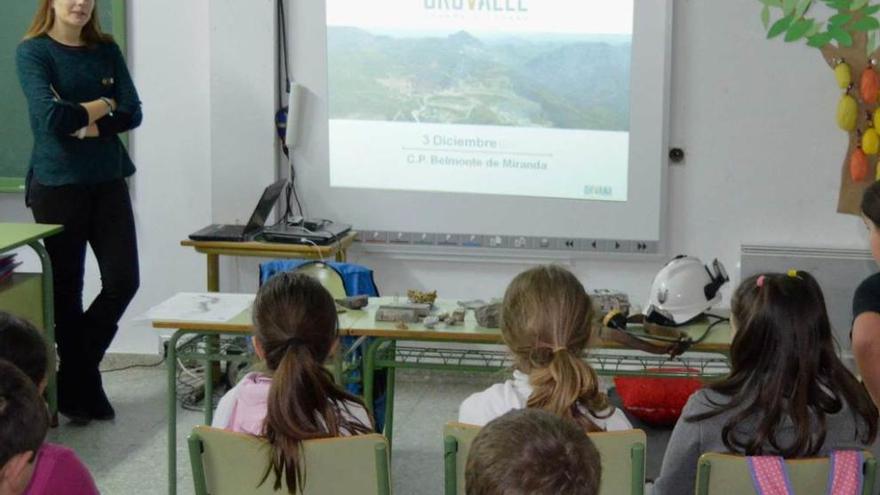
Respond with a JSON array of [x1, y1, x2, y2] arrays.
[[501, 264, 609, 432], [0, 312, 48, 388], [0, 359, 48, 469], [465, 408, 602, 495], [690, 270, 877, 456], [255, 272, 373, 493]]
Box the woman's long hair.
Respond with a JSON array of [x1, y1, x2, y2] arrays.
[[23, 0, 114, 45], [689, 271, 878, 457], [254, 272, 373, 493], [501, 265, 610, 432]]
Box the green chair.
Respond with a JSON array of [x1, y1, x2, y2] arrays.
[[188, 426, 391, 495], [443, 422, 646, 495], [695, 451, 877, 495]]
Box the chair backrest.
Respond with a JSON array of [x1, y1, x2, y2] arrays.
[[188, 426, 391, 495], [293, 261, 347, 299], [590, 429, 647, 495], [695, 452, 877, 495], [444, 423, 481, 495], [443, 422, 646, 495]]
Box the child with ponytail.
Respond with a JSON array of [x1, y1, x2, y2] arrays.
[[653, 271, 880, 494], [212, 272, 373, 492], [458, 264, 631, 431]]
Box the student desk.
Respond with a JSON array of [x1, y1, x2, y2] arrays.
[[0, 223, 63, 421], [180, 231, 357, 291], [149, 293, 731, 494]]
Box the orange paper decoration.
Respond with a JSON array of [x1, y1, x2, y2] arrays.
[[851, 147, 869, 181], [862, 66, 880, 104]]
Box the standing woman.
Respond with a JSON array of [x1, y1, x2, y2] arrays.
[[854, 181, 880, 407], [16, 0, 142, 423]]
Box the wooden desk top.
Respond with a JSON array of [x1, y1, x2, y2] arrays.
[[149, 294, 732, 352], [180, 231, 357, 258]]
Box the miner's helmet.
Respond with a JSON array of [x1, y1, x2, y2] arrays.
[[643, 255, 728, 326]]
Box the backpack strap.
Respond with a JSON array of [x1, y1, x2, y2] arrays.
[[747, 456, 795, 495], [827, 450, 863, 495]]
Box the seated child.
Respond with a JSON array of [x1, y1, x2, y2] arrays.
[[465, 408, 602, 495], [653, 271, 880, 494], [0, 359, 98, 495], [0, 313, 48, 391], [459, 264, 631, 431], [212, 272, 373, 491]]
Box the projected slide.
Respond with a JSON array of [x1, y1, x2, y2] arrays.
[[326, 0, 633, 201]]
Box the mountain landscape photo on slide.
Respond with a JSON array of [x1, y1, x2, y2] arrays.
[[328, 27, 631, 131]]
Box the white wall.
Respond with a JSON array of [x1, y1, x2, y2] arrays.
[[207, 0, 279, 294], [4, 0, 872, 354], [121, 0, 277, 353], [117, 0, 213, 353]]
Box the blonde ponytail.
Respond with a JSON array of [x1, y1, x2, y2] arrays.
[[526, 348, 609, 432], [501, 265, 611, 433]]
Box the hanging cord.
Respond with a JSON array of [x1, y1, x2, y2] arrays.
[[276, 0, 304, 220], [277, 0, 290, 93], [287, 159, 304, 218], [101, 357, 165, 373]]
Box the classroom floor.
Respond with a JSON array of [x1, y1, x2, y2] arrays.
[[47, 358, 671, 495]]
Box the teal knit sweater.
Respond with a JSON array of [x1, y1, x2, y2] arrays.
[[16, 35, 142, 185]]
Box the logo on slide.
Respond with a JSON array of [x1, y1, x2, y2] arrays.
[[423, 0, 528, 12]]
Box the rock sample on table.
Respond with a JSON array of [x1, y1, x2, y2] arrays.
[[375, 303, 432, 323], [474, 302, 501, 328]]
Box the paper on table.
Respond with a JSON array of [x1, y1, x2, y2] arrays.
[[139, 292, 255, 323]]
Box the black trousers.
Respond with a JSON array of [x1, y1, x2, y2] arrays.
[[29, 178, 139, 406]]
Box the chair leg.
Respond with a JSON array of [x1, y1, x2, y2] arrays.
[[384, 364, 396, 448], [444, 436, 459, 495], [864, 456, 877, 495], [187, 435, 209, 495], [631, 443, 645, 495], [696, 459, 711, 495], [375, 443, 391, 495], [168, 330, 184, 495]]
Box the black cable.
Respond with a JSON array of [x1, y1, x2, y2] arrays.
[[691, 316, 729, 345], [274, 0, 303, 221], [289, 159, 304, 216], [101, 357, 165, 373], [316, 225, 342, 254], [277, 0, 290, 91]]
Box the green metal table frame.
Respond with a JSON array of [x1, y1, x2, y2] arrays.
[[0, 223, 63, 421], [165, 329, 252, 495], [361, 339, 731, 448]]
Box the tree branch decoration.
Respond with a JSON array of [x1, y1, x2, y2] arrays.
[[759, 0, 880, 214]]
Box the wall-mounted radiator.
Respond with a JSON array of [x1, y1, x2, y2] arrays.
[[741, 245, 877, 358]]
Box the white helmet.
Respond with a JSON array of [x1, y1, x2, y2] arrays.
[[643, 255, 728, 326]]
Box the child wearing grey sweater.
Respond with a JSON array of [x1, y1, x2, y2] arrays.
[[654, 271, 879, 495]]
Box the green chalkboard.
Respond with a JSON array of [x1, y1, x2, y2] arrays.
[[0, 0, 127, 193]]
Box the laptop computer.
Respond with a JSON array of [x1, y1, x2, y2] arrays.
[[261, 219, 352, 245], [188, 179, 286, 242]]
